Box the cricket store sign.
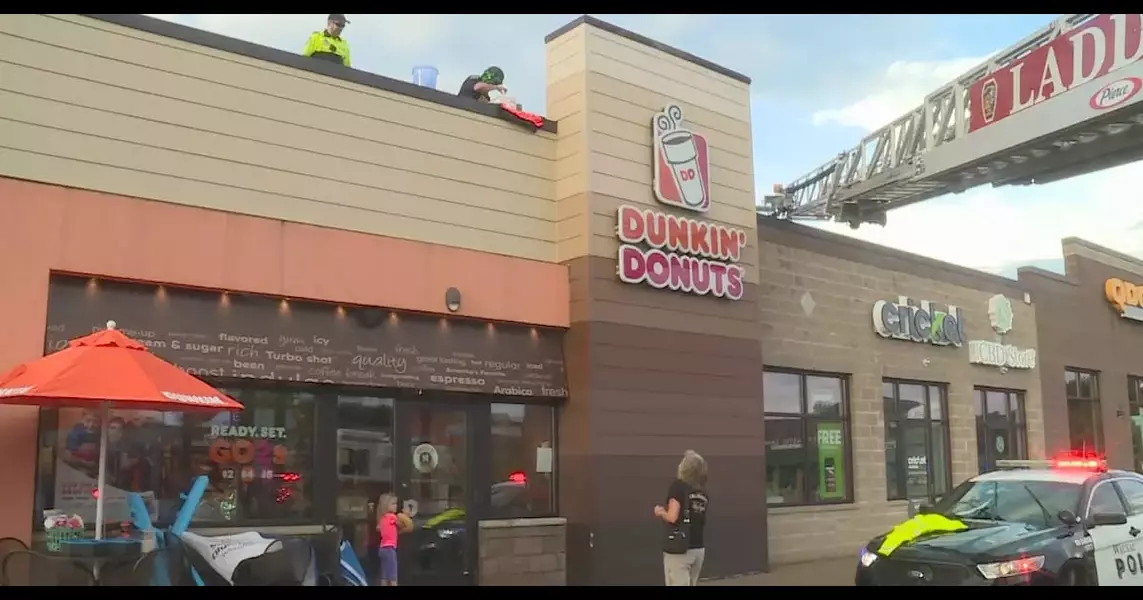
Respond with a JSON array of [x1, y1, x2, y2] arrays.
[[872, 296, 965, 347], [616, 205, 747, 300], [967, 294, 1037, 370], [1106, 277, 1143, 322]]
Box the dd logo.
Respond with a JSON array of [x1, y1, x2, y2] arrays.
[[679, 168, 696, 181]]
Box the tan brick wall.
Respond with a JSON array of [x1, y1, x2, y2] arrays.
[[478, 518, 566, 586], [758, 238, 1045, 565]]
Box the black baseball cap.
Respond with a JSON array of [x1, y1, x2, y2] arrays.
[[328, 14, 349, 25]]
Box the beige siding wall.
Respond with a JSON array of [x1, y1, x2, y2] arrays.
[[0, 14, 558, 261], [758, 235, 1046, 565], [545, 21, 761, 339], [545, 27, 591, 265], [581, 27, 758, 280]]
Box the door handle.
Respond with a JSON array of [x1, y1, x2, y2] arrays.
[[1130, 526, 1140, 537]]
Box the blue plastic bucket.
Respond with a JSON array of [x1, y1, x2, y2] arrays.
[[412, 65, 439, 89]]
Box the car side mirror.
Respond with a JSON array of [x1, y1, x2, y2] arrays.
[[906, 500, 933, 517], [1087, 513, 1128, 528], [1058, 510, 1081, 525]]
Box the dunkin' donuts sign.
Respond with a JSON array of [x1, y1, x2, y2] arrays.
[[612, 103, 748, 301], [616, 205, 747, 300]]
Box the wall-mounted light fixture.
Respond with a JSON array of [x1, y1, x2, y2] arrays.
[[445, 287, 462, 313]]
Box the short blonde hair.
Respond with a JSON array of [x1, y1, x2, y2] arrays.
[[677, 450, 707, 488], [377, 493, 396, 513]]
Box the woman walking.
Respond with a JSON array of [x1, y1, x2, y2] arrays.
[[653, 450, 709, 586]]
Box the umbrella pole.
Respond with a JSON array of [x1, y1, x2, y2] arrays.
[[94, 402, 110, 540]]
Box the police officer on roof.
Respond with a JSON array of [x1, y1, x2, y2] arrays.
[[302, 14, 351, 68]]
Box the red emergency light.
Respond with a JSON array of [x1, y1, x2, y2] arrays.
[[1052, 450, 1107, 472], [508, 471, 527, 484]]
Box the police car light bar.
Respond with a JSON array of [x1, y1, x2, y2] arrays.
[[995, 456, 1107, 471], [994, 460, 1055, 469]]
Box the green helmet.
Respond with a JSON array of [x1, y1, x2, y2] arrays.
[[480, 66, 505, 86]]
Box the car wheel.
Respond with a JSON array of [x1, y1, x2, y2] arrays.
[[1059, 564, 1086, 586]]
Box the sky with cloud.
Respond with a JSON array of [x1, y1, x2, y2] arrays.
[[148, 14, 1143, 277]]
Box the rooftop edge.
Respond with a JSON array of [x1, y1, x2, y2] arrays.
[[1061, 236, 1143, 270], [544, 15, 752, 85], [80, 14, 558, 134], [756, 214, 1027, 297]]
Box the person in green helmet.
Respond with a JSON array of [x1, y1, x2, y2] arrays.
[[458, 66, 507, 102]]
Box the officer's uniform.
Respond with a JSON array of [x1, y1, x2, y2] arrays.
[[302, 19, 351, 67]]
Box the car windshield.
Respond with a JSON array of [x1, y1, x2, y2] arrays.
[[933, 479, 1082, 529]]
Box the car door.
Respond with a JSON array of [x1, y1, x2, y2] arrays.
[[1087, 479, 1136, 586], [1106, 478, 1143, 585]]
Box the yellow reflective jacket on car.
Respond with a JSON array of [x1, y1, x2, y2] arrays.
[[877, 513, 968, 556], [423, 507, 465, 529]]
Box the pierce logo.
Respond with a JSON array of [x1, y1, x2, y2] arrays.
[[1090, 77, 1141, 110], [652, 104, 711, 213]]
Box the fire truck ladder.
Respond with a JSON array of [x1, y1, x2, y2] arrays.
[[761, 13, 1143, 229]]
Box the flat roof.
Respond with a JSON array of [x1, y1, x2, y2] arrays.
[[756, 215, 1030, 299], [545, 15, 751, 85], [81, 14, 558, 134]]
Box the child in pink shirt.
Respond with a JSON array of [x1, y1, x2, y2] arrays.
[[377, 493, 402, 586]]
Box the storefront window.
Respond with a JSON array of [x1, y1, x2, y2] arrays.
[[884, 380, 950, 502], [1129, 377, 1143, 472], [1065, 368, 1102, 452], [336, 396, 395, 519], [489, 403, 556, 518], [763, 369, 851, 506], [36, 387, 316, 528], [974, 388, 1027, 473]]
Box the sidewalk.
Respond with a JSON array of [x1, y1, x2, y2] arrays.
[[700, 557, 855, 586]]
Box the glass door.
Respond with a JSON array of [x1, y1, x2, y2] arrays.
[[334, 395, 396, 584], [396, 399, 475, 586]]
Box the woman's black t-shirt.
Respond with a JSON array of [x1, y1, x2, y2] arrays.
[[666, 479, 710, 549]]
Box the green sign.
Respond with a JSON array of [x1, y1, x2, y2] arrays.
[[817, 422, 845, 500]]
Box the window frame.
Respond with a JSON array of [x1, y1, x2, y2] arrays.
[[33, 379, 325, 531], [486, 401, 560, 519], [974, 387, 1029, 473], [32, 380, 563, 533], [1065, 368, 1103, 452], [883, 379, 952, 503], [1128, 376, 1143, 472], [762, 367, 854, 508]]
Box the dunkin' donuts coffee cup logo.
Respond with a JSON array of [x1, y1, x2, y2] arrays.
[[652, 104, 711, 213]]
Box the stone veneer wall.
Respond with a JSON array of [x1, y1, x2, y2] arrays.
[[478, 517, 567, 586]]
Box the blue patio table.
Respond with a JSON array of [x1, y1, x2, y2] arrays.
[[56, 537, 142, 584]]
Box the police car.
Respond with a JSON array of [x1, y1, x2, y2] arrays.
[[856, 454, 1143, 586]]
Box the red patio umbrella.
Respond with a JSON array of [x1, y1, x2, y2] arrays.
[[0, 321, 243, 539]]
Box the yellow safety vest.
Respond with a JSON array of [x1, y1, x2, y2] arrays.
[[302, 31, 351, 67], [877, 513, 967, 556], [424, 507, 465, 529]]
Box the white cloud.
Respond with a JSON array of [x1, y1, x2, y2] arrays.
[[811, 56, 988, 131], [807, 55, 1143, 273]]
